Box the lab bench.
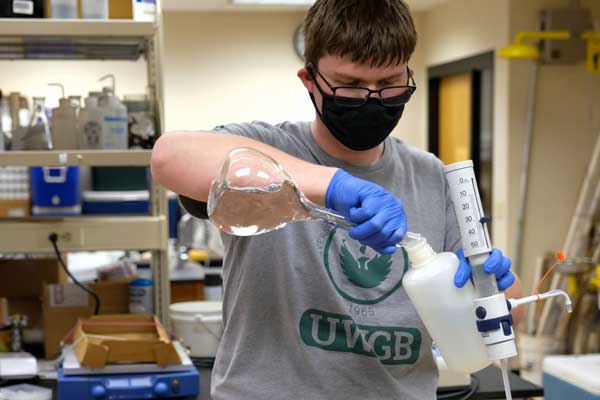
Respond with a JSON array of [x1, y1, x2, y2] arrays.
[[32, 363, 542, 399]]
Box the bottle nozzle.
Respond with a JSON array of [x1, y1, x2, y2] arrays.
[[48, 83, 65, 99], [401, 232, 422, 246], [401, 233, 435, 268], [99, 74, 116, 93], [509, 290, 572, 313]]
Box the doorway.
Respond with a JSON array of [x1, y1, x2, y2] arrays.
[[428, 52, 494, 218]]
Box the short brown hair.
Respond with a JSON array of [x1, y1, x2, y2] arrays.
[[303, 0, 417, 68]]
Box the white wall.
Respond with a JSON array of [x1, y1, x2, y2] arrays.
[[393, 12, 426, 150], [161, 11, 312, 132]]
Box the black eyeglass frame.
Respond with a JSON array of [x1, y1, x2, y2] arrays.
[[306, 62, 417, 108]]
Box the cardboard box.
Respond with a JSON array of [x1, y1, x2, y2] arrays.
[[0, 258, 66, 299], [0, 259, 66, 337], [171, 281, 205, 304], [71, 314, 180, 369], [109, 0, 133, 19], [0, 298, 7, 326], [7, 298, 43, 329], [0, 199, 30, 218], [42, 280, 130, 358]]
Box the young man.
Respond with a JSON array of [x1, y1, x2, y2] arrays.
[[152, 1, 523, 398]]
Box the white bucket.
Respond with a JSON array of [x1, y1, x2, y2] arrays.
[[170, 301, 223, 358], [518, 333, 565, 385]]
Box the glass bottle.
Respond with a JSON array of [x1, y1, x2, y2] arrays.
[[26, 97, 53, 150], [0, 99, 11, 151]]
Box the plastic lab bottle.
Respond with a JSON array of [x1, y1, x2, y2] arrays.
[[79, 96, 103, 149], [51, 97, 78, 150], [21, 97, 53, 150], [0, 99, 11, 150], [132, 0, 156, 22], [50, 0, 77, 18], [100, 90, 128, 149], [403, 236, 491, 373], [82, 0, 108, 19]]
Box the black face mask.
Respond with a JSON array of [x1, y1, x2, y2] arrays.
[[309, 91, 405, 151]]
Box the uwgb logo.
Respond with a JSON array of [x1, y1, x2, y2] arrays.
[[323, 230, 409, 305], [299, 309, 421, 365]]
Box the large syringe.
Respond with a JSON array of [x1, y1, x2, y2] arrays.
[[444, 160, 572, 361]]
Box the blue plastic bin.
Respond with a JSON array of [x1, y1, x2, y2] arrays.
[[30, 166, 81, 216], [82, 191, 180, 238]]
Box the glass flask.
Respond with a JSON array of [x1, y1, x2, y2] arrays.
[[207, 147, 353, 236]]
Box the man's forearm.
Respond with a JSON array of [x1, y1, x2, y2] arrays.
[[151, 131, 337, 205]]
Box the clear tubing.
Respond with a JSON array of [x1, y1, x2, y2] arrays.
[[500, 358, 513, 400], [469, 253, 500, 299]]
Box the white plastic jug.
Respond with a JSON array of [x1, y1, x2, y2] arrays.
[[79, 96, 103, 149], [101, 94, 128, 149], [98, 75, 129, 150], [403, 236, 491, 373], [133, 0, 156, 22], [51, 98, 78, 150]]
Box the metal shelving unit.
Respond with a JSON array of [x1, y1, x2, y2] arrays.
[[0, 19, 154, 60], [0, 10, 171, 323]]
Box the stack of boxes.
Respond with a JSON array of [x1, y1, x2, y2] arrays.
[[0, 167, 30, 218]]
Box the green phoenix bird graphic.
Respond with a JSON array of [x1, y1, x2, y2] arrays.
[[340, 241, 393, 288]]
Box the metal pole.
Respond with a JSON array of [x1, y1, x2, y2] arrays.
[[514, 62, 539, 272]]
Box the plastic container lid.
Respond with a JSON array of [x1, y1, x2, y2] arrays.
[[130, 278, 153, 287], [170, 301, 222, 319], [0, 384, 52, 400], [542, 354, 600, 394], [83, 190, 149, 202]]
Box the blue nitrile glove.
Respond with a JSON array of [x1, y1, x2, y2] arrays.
[[454, 248, 515, 291], [325, 169, 407, 255]]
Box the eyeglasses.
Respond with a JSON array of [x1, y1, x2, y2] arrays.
[[306, 63, 417, 108]]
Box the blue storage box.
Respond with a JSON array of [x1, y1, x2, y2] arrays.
[[83, 191, 180, 238], [543, 354, 600, 400], [31, 166, 81, 216], [82, 191, 149, 215]]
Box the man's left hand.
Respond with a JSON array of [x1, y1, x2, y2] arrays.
[[454, 248, 515, 291]]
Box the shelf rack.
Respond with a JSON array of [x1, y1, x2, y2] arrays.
[[0, 19, 155, 60], [0, 150, 166, 252], [0, 7, 171, 324]]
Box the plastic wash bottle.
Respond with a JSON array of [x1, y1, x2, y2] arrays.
[[403, 235, 491, 373]]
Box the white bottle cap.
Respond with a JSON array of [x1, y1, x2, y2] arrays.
[[404, 236, 436, 268]]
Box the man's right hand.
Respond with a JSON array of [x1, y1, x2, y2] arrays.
[[325, 169, 407, 255]]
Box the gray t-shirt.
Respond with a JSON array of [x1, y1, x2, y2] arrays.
[[182, 121, 460, 400]]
